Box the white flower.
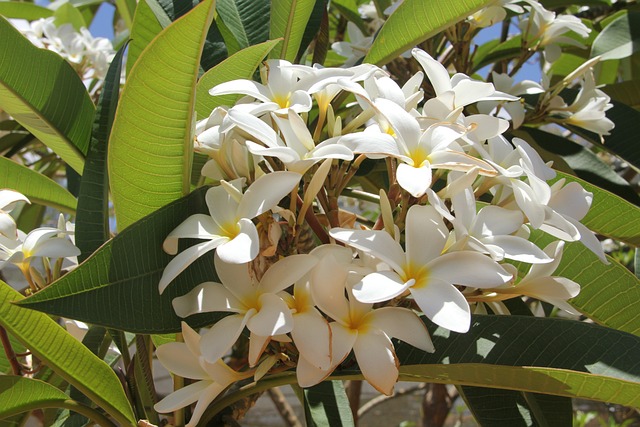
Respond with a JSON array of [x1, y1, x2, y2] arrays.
[[477, 72, 544, 128], [297, 252, 433, 395], [171, 254, 316, 366], [332, 22, 374, 67], [158, 172, 301, 293], [0, 190, 29, 239], [330, 205, 512, 333], [154, 322, 253, 427]]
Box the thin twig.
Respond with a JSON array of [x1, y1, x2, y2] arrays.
[[358, 383, 427, 419], [267, 388, 302, 427], [0, 326, 22, 375]]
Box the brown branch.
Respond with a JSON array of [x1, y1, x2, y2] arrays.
[[0, 326, 22, 375], [357, 383, 427, 419], [267, 387, 302, 427]]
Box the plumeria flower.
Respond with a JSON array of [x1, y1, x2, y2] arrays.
[[341, 98, 495, 198], [209, 59, 352, 114], [330, 204, 512, 333], [520, 0, 590, 62], [0, 226, 80, 271], [449, 186, 552, 263], [413, 49, 517, 118], [492, 241, 580, 314], [332, 22, 374, 67], [154, 322, 253, 427], [297, 253, 434, 394], [171, 254, 317, 366], [469, 0, 525, 28], [158, 171, 301, 293], [477, 72, 544, 128], [0, 189, 29, 239], [226, 109, 353, 174]]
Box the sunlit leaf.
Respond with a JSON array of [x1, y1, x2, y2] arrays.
[[0, 376, 68, 418], [0, 2, 53, 20], [0, 16, 93, 173], [126, 0, 163, 76], [0, 157, 77, 214], [365, 0, 492, 66], [108, 0, 216, 231], [269, 0, 316, 61], [591, 11, 640, 60], [0, 282, 136, 425]]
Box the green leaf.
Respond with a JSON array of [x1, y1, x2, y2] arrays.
[[296, 0, 327, 61], [0, 17, 93, 174], [114, 0, 136, 28], [75, 43, 127, 262], [519, 127, 640, 205], [269, 0, 316, 61], [331, 0, 367, 35], [126, 0, 163, 77], [0, 282, 136, 425], [364, 0, 492, 66], [0, 330, 25, 375], [591, 11, 640, 60], [304, 381, 354, 427], [472, 36, 523, 73], [196, 39, 281, 119], [108, 0, 216, 231], [0, 157, 77, 214], [53, 2, 86, 32], [0, 376, 68, 417], [18, 187, 220, 333], [553, 171, 640, 247], [215, 0, 270, 50], [602, 79, 640, 109], [0, 2, 53, 20], [206, 316, 640, 418]]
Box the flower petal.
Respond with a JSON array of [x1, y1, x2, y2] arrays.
[[159, 239, 226, 294], [429, 251, 512, 288], [291, 310, 331, 370], [186, 382, 228, 427], [396, 162, 432, 198], [248, 332, 271, 367], [259, 254, 317, 293], [237, 171, 301, 219], [246, 293, 294, 337], [353, 331, 398, 395], [366, 307, 434, 353], [162, 214, 220, 255], [352, 271, 412, 303], [411, 279, 471, 333], [310, 253, 351, 322], [200, 312, 251, 363], [156, 342, 208, 379], [172, 282, 244, 318], [154, 380, 211, 413], [329, 228, 405, 273], [405, 205, 447, 265], [215, 218, 259, 264]]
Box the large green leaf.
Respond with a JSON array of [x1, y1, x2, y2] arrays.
[[602, 79, 640, 109], [53, 2, 86, 31], [591, 11, 640, 60], [296, 0, 327, 61], [331, 0, 367, 34], [472, 36, 522, 73], [553, 171, 640, 247], [126, 0, 163, 76], [0, 17, 93, 174], [304, 381, 354, 427], [75, 43, 127, 262], [0, 157, 76, 214], [204, 315, 640, 418], [0, 2, 53, 20], [108, 0, 216, 231], [18, 187, 219, 333], [364, 0, 492, 66], [0, 376, 68, 417], [0, 282, 136, 425], [215, 0, 270, 50], [195, 39, 281, 120], [269, 0, 316, 62]]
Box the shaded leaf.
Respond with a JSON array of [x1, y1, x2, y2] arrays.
[[601, 79, 640, 109], [196, 39, 281, 119], [331, 0, 367, 34], [0, 157, 77, 214], [304, 381, 354, 427], [53, 2, 86, 31], [0, 282, 136, 425], [18, 187, 220, 334], [75, 42, 127, 262], [0, 2, 53, 20], [108, 0, 216, 231], [365, 0, 492, 66], [0, 16, 93, 173], [472, 36, 522, 73], [216, 0, 270, 50], [296, 0, 327, 61]]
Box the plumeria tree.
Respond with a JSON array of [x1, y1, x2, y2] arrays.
[[1, 0, 640, 426]]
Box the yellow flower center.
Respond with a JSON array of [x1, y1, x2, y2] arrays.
[[400, 261, 430, 289], [273, 93, 291, 109]]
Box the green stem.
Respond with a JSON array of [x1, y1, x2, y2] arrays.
[[4, 400, 118, 427]]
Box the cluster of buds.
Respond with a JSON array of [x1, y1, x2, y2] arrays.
[[155, 48, 608, 426]]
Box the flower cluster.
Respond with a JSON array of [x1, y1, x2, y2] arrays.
[[10, 17, 115, 87], [155, 46, 610, 425]]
